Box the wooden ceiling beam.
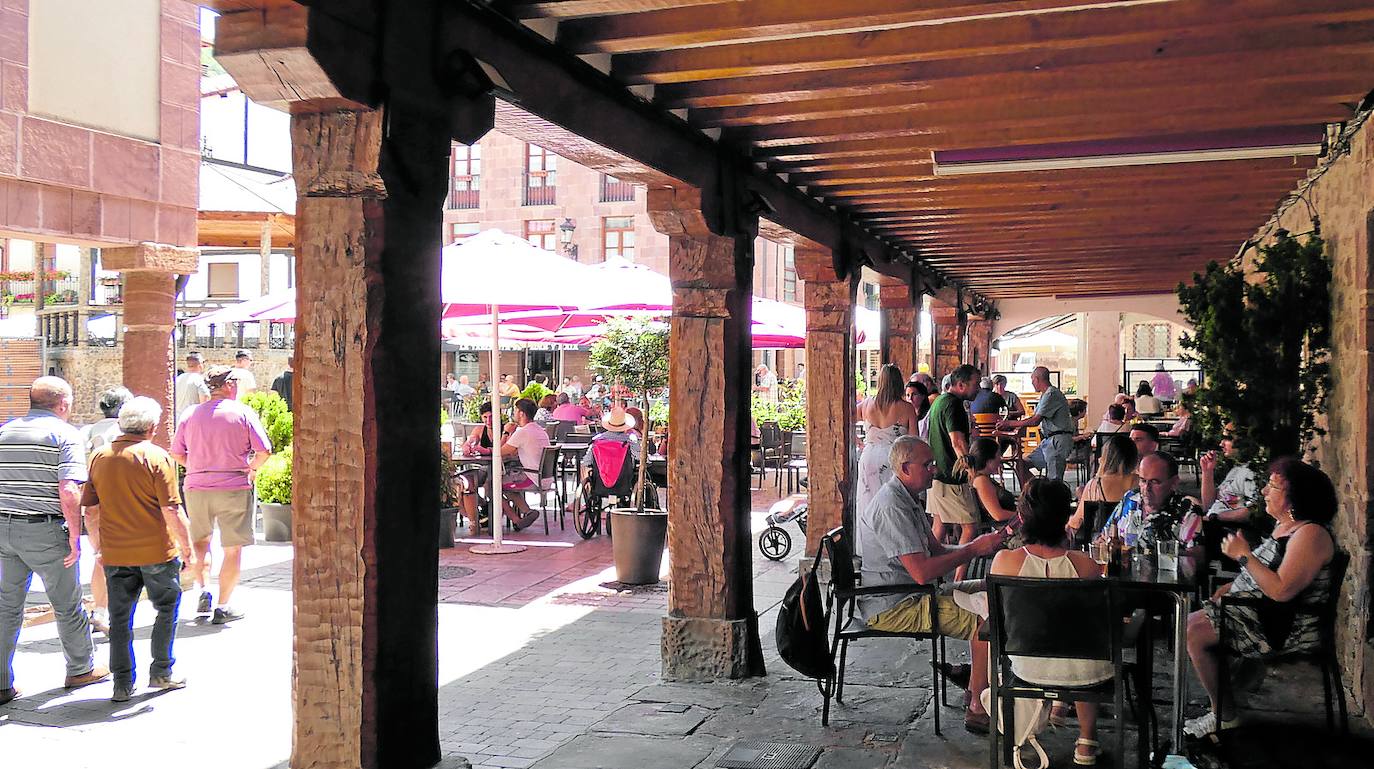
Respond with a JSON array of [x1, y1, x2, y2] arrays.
[[496, 0, 729, 20], [614, 0, 1374, 83], [691, 65, 1374, 128], [744, 98, 1340, 147], [785, 155, 1314, 186], [560, 0, 1118, 54], [811, 171, 1305, 198], [653, 22, 1374, 108]]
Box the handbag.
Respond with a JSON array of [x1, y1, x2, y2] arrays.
[[980, 689, 1052, 769]]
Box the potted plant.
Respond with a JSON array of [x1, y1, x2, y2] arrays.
[[589, 317, 670, 584], [245, 392, 294, 541], [254, 447, 293, 542]]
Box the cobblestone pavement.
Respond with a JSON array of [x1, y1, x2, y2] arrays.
[[3, 482, 1369, 769]]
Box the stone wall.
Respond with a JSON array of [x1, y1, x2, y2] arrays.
[[49, 345, 293, 426], [1250, 116, 1374, 719]]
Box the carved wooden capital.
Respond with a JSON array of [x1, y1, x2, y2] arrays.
[[794, 247, 839, 283], [803, 278, 857, 334], [666, 229, 740, 290], [647, 187, 712, 239], [214, 5, 368, 112], [673, 287, 732, 318], [883, 306, 917, 335], [878, 282, 914, 309], [291, 111, 387, 198], [102, 243, 199, 274]]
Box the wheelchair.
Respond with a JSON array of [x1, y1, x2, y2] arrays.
[[572, 441, 658, 539]]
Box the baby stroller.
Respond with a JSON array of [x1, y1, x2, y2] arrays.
[[758, 495, 808, 561], [573, 440, 657, 539]]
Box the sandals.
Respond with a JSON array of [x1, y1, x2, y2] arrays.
[[1073, 738, 1099, 766]]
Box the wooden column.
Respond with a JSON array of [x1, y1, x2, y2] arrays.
[[878, 281, 918, 377], [797, 248, 857, 555], [103, 243, 198, 446], [649, 185, 765, 681], [289, 103, 452, 769], [930, 299, 964, 383], [75, 247, 93, 345]]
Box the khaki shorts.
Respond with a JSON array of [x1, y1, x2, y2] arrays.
[[868, 594, 981, 641], [929, 480, 977, 525], [186, 488, 255, 548]]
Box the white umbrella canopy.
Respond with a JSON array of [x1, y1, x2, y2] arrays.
[[440, 229, 590, 317]]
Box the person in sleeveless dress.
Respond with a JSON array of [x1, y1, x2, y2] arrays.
[[990, 478, 1111, 766], [1184, 457, 1337, 738], [856, 365, 921, 543]]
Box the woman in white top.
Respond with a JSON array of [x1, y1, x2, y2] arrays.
[[1134, 381, 1163, 415], [990, 479, 1112, 766], [855, 365, 921, 521]]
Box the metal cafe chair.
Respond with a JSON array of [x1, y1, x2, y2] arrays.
[[985, 576, 1152, 769]]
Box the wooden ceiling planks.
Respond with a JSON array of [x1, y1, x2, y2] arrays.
[[494, 1, 1374, 297]]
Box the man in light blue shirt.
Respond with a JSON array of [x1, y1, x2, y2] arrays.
[[999, 366, 1074, 482]]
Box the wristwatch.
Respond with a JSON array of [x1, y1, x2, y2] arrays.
[[1237, 555, 1249, 569]]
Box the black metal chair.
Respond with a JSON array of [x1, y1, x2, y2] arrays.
[[986, 576, 1152, 769], [783, 432, 808, 495], [819, 526, 948, 733], [1216, 550, 1350, 733], [1072, 500, 1113, 549], [754, 422, 785, 490]]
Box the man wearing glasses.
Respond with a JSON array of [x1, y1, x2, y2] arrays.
[[171, 367, 271, 625], [857, 435, 1006, 733]]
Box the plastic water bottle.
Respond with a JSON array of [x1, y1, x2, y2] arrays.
[[1161, 755, 1198, 769]]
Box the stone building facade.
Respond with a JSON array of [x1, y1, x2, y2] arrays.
[[1248, 116, 1374, 715]]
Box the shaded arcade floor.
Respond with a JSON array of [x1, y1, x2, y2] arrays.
[[2, 480, 1366, 769]]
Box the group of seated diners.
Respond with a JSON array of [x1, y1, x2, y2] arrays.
[[855, 432, 1338, 763]]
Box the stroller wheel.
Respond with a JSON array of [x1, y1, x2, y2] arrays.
[[797, 513, 808, 535], [758, 525, 792, 561]]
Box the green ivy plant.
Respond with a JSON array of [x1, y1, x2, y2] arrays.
[[1177, 228, 1331, 470], [588, 316, 669, 511], [254, 446, 293, 504], [519, 381, 553, 404]]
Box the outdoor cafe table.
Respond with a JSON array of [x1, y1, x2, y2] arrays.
[[1109, 548, 1205, 753]]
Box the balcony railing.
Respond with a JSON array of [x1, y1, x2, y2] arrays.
[[37, 300, 296, 351], [601, 176, 636, 203], [522, 172, 557, 206], [447, 177, 480, 209]]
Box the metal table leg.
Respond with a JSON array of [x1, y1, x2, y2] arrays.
[[1172, 594, 1188, 752]]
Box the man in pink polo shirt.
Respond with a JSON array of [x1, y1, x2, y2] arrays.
[[171, 366, 271, 625]]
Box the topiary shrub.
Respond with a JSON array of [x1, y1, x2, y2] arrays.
[[243, 391, 292, 452]]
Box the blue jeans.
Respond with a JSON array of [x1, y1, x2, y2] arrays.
[[0, 516, 94, 688], [105, 559, 182, 687]]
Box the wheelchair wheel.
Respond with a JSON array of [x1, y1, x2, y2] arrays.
[[574, 481, 600, 539], [758, 525, 791, 561]]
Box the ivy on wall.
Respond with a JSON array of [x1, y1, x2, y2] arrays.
[[1177, 228, 1332, 470]]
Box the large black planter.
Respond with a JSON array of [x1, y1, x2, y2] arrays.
[[440, 506, 461, 548], [608, 508, 668, 584]]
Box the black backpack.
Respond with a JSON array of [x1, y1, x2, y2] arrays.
[[775, 545, 834, 681]]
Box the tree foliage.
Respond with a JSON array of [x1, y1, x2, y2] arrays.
[[588, 317, 670, 510], [1176, 229, 1331, 470], [255, 446, 293, 504]]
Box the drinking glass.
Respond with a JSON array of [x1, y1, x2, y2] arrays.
[[1157, 539, 1179, 573]]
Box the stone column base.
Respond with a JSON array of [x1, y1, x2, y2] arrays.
[[661, 616, 757, 681]]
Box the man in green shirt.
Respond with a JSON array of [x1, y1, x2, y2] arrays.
[[928, 364, 980, 550]]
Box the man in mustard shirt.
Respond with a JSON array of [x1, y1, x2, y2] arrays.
[[83, 397, 194, 703]]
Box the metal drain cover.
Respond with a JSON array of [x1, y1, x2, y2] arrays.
[[717, 741, 821, 769], [436, 566, 475, 580]]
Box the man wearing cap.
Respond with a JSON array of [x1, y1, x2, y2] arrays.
[[171, 366, 271, 624], [0, 377, 108, 706], [231, 350, 257, 400]]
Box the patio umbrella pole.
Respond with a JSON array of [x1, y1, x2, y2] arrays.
[[470, 303, 527, 555]]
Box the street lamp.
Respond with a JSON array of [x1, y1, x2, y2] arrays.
[[558, 218, 578, 260]]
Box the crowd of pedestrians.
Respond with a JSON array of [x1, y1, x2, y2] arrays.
[[0, 356, 276, 706]]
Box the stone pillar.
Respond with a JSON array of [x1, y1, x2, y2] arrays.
[[102, 244, 198, 445], [967, 319, 993, 375], [878, 281, 918, 377], [649, 185, 765, 682], [1078, 311, 1123, 419], [258, 218, 272, 348], [34, 242, 48, 312], [930, 300, 964, 383], [76, 247, 93, 345], [797, 248, 857, 555]]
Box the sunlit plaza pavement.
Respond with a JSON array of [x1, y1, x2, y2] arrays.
[[3, 485, 1370, 769]]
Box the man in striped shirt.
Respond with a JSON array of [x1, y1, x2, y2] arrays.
[[0, 376, 109, 706]]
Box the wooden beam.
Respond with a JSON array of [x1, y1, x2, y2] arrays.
[[560, 0, 1124, 53], [614, 0, 1374, 83], [498, 0, 728, 20], [654, 20, 1374, 108]]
